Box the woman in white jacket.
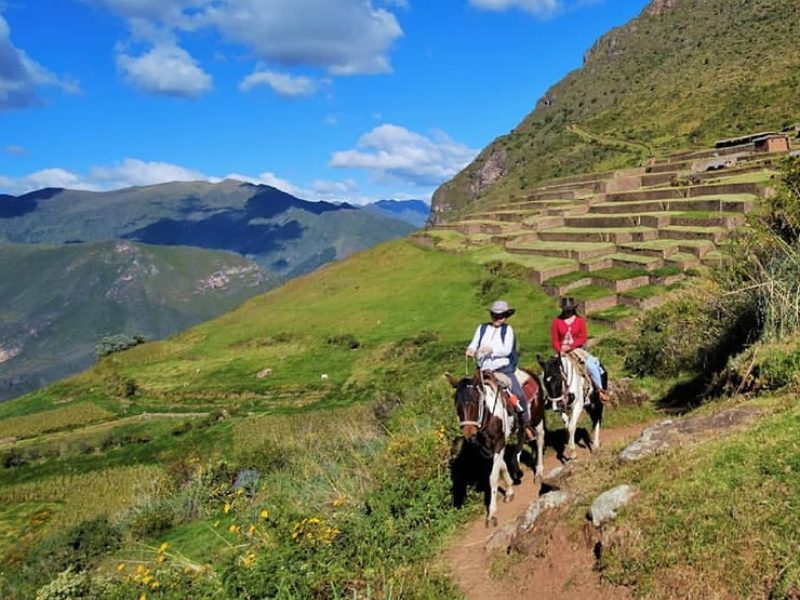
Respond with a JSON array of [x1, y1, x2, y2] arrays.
[[465, 300, 528, 424]]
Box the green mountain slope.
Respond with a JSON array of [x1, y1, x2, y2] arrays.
[[0, 180, 414, 276], [0, 241, 277, 401], [431, 0, 800, 222], [0, 239, 585, 598]]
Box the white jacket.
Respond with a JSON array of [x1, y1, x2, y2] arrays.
[[467, 323, 515, 371]]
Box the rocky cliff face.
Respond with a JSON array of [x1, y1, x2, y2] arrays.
[[646, 0, 679, 16]]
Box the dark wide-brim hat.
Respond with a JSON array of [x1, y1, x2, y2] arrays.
[[489, 300, 515, 317]]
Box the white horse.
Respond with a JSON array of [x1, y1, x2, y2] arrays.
[[539, 354, 603, 460]]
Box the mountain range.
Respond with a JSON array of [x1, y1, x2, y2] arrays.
[[363, 199, 430, 228], [0, 181, 420, 400], [0, 180, 416, 277]]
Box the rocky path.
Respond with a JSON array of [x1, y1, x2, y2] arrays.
[[441, 404, 765, 600], [441, 422, 644, 600]]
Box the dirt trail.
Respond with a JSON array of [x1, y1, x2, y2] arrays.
[[441, 422, 647, 600]]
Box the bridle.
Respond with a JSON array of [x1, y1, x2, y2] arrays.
[[542, 358, 571, 406], [458, 382, 484, 429], [458, 373, 500, 432]]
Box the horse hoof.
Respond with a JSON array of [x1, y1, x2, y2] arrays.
[[533, 472, 543, 483], [486, 516, 498, 528], [504, 493, 515, 503]]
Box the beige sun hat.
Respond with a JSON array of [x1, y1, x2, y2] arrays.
[[489, 300, 515, 317]]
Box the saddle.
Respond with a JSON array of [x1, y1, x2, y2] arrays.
[[488, 370, 537, 441], [564, 350, 608, 407]]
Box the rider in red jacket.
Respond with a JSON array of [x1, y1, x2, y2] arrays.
[[551, 297, 608, 402]]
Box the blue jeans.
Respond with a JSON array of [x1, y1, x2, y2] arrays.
[[584, 354, 604, 390]]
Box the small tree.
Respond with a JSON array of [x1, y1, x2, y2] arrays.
[[94, 333, 147, 360]]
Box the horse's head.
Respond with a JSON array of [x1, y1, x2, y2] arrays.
[[538, 355, 566, 405], [445, 372, 484, 441]]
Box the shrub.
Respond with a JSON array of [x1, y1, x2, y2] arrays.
[[624, 286, 755, 378], [171, 421, 193, 436], [34, 569, 88, 600], [719, 156, 800, 340], [23, 517, 122, 591], [127, 501, 174, 539], [94, 334, 147, 359], [326, 334, 360, 349]]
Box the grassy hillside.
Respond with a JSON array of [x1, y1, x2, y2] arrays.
[[0, 241, 277, 402], [0, 239, 655, 598], [0, 180, 414, 276], [431, 0, 800, 221]]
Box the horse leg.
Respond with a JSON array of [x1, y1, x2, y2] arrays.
[[500, 450, 515, 504], [590, 399, 603, 451], [533, 419, 545, 479], [486, 452, 504, 527], [565, 399, 582, 460]]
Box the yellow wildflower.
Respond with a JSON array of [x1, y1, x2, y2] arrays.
[[116, 563, 126, 572], [150, 581, 161, 590], [259, 509, 269, 520], [158, 542, 169, 554], [247, 524, 256, 535], [139, 594, 147, 600], [223, 502, 231, 514]]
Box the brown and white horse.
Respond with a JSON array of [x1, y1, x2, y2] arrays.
[[446, 369, 545, 526]]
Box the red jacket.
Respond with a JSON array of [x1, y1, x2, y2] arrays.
[[551, 316, 587, 353]]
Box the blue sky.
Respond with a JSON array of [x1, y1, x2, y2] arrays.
[[0, 0, 649, 203]]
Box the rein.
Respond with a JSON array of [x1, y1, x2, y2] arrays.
[[458, 373, 502, 431], [458, 382, 485, 429]]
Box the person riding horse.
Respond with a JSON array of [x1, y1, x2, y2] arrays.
[[465, 300, 531, 433], [550, 296, 609, 406]]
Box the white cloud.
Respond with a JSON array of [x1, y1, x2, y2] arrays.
[[239, 70, 317, 97], [94, 0, 403, 81], [0, 14, 78, 110], [329, 124, 479, 187], [199, 0, 402, 75], [4, 145, 27, 155], [0, 159, 207, 195], [0, 168, 91, 193], [469, 0, 562, 17], [89, 158, 207, 188], [116, 43, 212, 97]]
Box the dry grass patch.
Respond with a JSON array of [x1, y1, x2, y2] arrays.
[[0, 403, 113, 440]]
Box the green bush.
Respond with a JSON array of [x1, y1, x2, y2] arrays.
[[94, 334, 147, 359], [623, 283, 757, 379], [757, 345, 800, 390]]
